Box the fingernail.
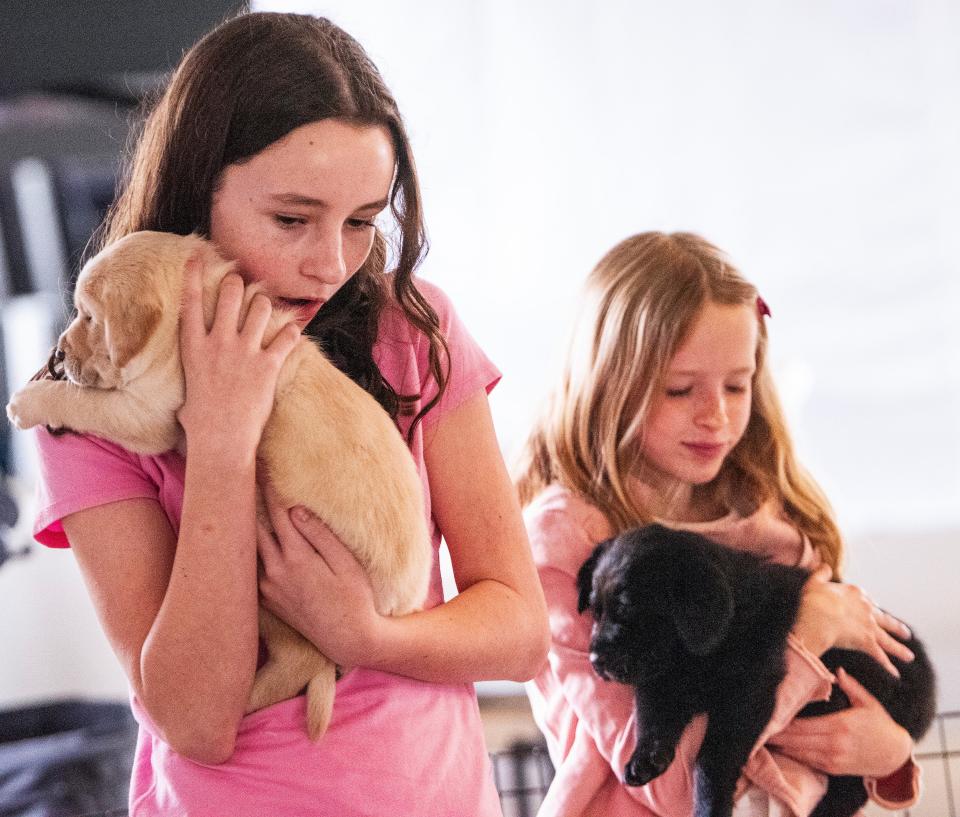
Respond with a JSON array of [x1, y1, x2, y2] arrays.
[[293, 506, 312, 522]]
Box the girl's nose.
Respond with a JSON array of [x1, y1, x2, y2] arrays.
[[696, 391, 727, 428], [302, 230, 347, 286]]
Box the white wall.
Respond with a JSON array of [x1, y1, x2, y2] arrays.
[[2, 1, 958, 713]]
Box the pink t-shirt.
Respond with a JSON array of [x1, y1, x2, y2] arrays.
[[523, 484, 920, 817], [32, 279, 505, 817]]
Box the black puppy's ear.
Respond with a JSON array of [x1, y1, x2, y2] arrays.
[[669, 553, 734, 656], [577, 542, 608, 613]]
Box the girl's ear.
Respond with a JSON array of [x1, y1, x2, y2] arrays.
[[668, 542, 734, 656], [576, 542, 609, 613]]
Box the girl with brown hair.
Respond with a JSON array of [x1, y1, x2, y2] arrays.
[[516, 232, 920, 816], [28, 12, 547, 816]]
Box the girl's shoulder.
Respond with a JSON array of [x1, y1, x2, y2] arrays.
[[374, 276, 501, 428], [522, 484, 614, 573], [31, 427, 182, 549], [376, 276, 457, 345]]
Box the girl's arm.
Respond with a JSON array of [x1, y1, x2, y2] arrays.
[[63, 450, 259, 764], [64, 263, 299, 764], [257, 388, 551, 683], [766, 668, 913, 777], [765, 571, 920, 808]]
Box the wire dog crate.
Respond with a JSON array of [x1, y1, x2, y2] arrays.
[[491, 740, 555, 817], [868, 709, 960, 817]]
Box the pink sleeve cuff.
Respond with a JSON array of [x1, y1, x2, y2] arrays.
[[865, 756, 921, 808]]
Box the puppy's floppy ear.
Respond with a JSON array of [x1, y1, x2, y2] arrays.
[[105, 297, 163, 369], [668, 543, 734, 656], [577, 542, 609, 613]]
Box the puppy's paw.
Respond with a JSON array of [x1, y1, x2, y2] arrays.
[[6, 382, 64, 430], [624, 742, 675, 786]]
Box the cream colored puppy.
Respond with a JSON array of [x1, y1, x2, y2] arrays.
[[7, 230, 432, 739]]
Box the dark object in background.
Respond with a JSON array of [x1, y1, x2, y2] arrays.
[[0, 479, 25, 569], [0, 0, 249, 105], [576, 524, 937, 817], [0, 700, 138, 817], [1, 3, 249, 477]]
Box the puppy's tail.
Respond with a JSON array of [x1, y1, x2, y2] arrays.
[[306, 667, 337, 740]]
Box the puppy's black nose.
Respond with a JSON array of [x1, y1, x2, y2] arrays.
[[589, 652, 610, 680], [54, 347, 65, 362]]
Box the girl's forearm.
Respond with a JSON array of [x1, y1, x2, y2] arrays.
[[350, 579, 549, 684], [139, 443, 260, 762]]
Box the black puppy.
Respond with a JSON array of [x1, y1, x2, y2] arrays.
[[576, 524, 936, 817]]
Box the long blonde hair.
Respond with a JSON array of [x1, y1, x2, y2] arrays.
[[515, 232, 844, 573]]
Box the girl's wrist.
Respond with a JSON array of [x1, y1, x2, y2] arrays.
[[182, 424, 259, 467], [358, 612, 405, 674], [791, 615, 835, 657], [886, 725, 914, 777]]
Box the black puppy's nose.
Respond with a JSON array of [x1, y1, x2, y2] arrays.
[[54, 347, 66, 362], [589, 651, 610, 680]]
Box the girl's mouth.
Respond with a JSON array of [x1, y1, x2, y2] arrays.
[[277, 297, 326, 324], [683, 442, 725, 459]]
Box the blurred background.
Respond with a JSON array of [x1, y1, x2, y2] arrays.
[[0, 1, 957, 815]]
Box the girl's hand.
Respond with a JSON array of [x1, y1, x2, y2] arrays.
[[767, 668, 913, 777], [177, 257, 300, 454], [256, 483, 384, 669], [793, 565, 914, 676]]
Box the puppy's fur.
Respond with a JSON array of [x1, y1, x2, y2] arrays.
[[576, 525, 936, 817], [7, 231, 432, 740]]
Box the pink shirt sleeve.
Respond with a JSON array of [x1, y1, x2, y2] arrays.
[[31, 427, 161, 548], [408, 278, 501, 427]]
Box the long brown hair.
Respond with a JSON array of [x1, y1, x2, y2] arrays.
[[80, 12, 447, 434], [515, 232, 844, 573]]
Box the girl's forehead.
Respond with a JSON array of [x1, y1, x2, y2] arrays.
[[669, 302, 758, 373], [219, 121, 395, 201]]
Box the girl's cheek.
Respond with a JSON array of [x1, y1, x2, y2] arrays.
[[348, 233, 376, 273]]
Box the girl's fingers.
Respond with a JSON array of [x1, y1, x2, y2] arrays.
[[255, 519, 280, 565], [261, 483, 297, 551], [211, 273, 246, 334], [180, 257, 205, 344], [877, 609, 912, 640], [289, 507, 354, 574], [878, 627, 915, 663], [768, 726, 828, 754], [239, 292, 273, 342], [869, 640, 901, 679], [266, 321, 302, 362], [834, 667, 873, 707]]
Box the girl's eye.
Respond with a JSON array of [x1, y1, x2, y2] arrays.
[[346, 218, 376, 230], [275, 214, 306, 227], [665, 387, 692, 398], [725, 384, 749, 395]]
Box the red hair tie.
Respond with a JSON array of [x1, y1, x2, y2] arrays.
[[756, 296, 772, 319]]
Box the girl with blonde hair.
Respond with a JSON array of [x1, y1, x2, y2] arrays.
[[517, 232, 920, 816]]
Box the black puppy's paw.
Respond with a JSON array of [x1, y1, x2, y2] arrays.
[[624, 743, 675, 786]]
